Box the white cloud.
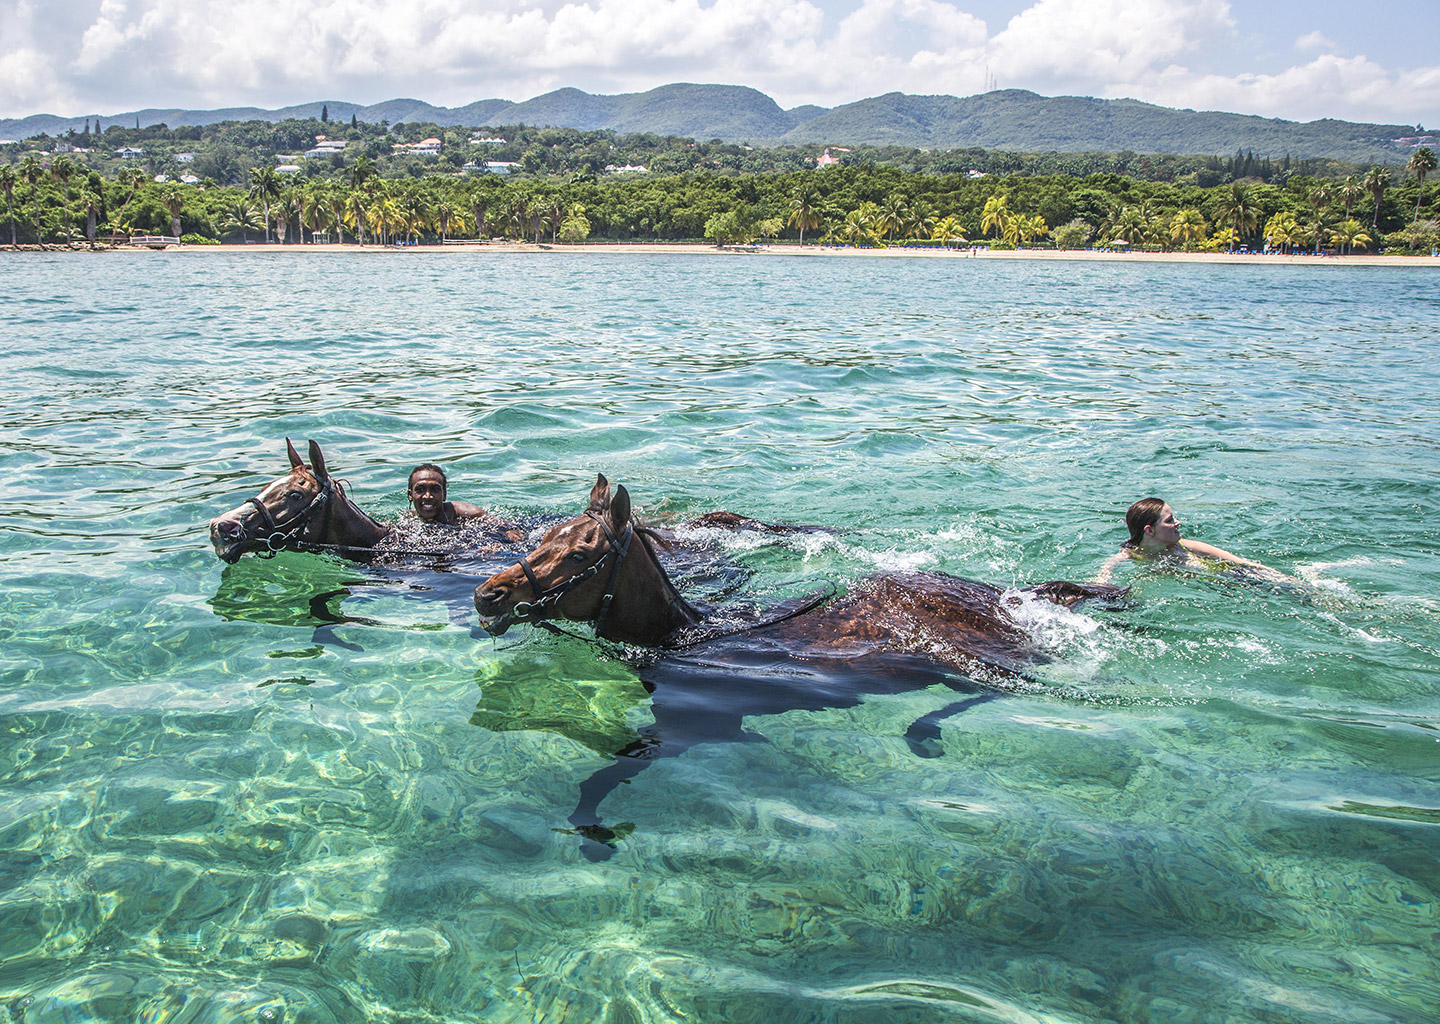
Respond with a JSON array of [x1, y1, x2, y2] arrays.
[[0, 0, 1435, 128], [1294, 30, 1336, 52]]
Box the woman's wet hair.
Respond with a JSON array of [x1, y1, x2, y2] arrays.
[[408, 463, 447, 490], [1125, 497, 1166, 546]]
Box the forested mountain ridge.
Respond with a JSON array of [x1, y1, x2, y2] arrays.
[[1, 84, 1426, 164]]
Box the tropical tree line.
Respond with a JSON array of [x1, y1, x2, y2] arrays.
[[3, 148, 1436, 254]]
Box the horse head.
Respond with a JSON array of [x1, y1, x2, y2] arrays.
[[474, 474, 697, 645], [208, 439, 337, 563]]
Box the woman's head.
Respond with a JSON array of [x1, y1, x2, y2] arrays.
[[1125, 497, 1180, 547]]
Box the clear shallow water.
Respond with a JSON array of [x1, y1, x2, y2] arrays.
[[1, 250, 1438, 1023]]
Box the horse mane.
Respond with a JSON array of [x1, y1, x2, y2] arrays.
[[632, 521, 705, 628], [329, 476, 387, 534]]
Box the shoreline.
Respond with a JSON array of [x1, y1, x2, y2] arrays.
[[7, 240, 1439, 267]]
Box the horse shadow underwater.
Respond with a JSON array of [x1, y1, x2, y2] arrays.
[[207, 443, 1123, 859], [475, 475, 1124, 860]]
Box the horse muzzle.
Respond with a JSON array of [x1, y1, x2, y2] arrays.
[[209, 511, 256, 563]]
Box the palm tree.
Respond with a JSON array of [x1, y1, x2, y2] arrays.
[[434, 197, 458, 243], [877, 192, 909, 243], [980, 194, 1010, 240], [1337, 176, 1365, 219], [1170, 207, 1207, 249], [398, 186, 432, 244], [1331, 218, 1371, 255], [301, 185, 331, 243], [19, 155, 45, 247], [328, 192, 348, 243], [158, 182, 186, 238], [1263, 211, 1299, 254], [469, 190, 491, 240], [347, 155, 377, 191], [1110, 205, 1148, 246], [1363, 166, 1391, 232], [111, 166, 146, 236], [0, 165, 16, 246], [1213, 183, 1259, 251], [50, 156, 76, 244], [906, 200, 937, 242], [931, 215, 966, 247], [221, 200, 261, 243], [1307, 181, 1334, 218], [1017, 213, 1048, 247], [840, 207, 876, 246], [344, 189, 368, 245], [248, 165, 282, 242], [81, 187, 103, 245], [787, 187, 822, 246], [1408, 147, 1437, 223]]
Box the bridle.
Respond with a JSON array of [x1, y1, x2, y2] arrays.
[[510, 510, 634, 636], [499, 508, 833, 651], [244, 476, 335, 556]]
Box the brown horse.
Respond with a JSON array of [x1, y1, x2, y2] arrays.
[[209, 439, 392, 563], [474, 474, 1123, 858]]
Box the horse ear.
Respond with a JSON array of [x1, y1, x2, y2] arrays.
[[610, 485, 631, 529], [285, 438, 304, 469], [588, 473, 610, 511], [307, 440, 329, 481]]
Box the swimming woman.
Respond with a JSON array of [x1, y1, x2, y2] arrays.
[[1095, 498, 1293, 584]]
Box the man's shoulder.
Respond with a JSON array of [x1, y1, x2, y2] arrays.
[[447, 499, 488, 519]]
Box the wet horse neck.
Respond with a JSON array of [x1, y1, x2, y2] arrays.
[[594, 532, 702, 646], [316, 482, 391, 549]]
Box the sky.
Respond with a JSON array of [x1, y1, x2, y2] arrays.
[[1, 0, 1436, 128]]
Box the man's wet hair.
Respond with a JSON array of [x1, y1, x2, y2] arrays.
[[408, 463, 447, 490]]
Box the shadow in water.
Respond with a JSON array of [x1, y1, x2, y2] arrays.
[[471, 637, 1001, 862]]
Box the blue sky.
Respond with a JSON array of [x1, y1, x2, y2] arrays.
[[2, 0, 1436, 128]]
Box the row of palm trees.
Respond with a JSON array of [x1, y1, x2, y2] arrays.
[[228, 164, 585, 246]]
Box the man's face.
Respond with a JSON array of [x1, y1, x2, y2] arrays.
[[409, 470, 446, 522]]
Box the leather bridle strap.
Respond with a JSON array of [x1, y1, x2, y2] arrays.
[[245, 478, 334, 552], [509, 511, 633, 633]]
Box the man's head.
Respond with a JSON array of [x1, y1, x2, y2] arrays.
[[408, 463, 448, 522]]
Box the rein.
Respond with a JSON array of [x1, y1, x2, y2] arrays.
[[246, 478, 453, 560]]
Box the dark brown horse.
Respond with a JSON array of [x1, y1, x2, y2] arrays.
[[474, 475, 1123, 858], [209, 439, 393, 564]]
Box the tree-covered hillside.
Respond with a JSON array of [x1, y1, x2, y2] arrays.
[[2, 85, 1427, 165]]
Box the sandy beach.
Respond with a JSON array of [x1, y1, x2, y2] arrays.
[[13, 240, 1440, 266]]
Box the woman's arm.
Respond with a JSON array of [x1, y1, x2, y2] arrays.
[[1094, 549, 1131, 584]]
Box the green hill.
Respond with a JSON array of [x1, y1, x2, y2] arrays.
[[778, 90, 1419, 163], [1, 84, 1425, 164]]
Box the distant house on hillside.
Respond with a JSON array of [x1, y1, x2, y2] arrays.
[[175, 152, 196, 163], [306, 138, 348, 158], [481, 161, 520, 174], [393, 138, 441, 156], [816, 148, 841, 168], [604, 164, 649, 174], [470, 135, 506, 145], [276, 164, 301, 175], [115, 146, 144, 158]]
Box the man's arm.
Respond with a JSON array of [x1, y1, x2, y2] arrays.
[[449, 500, 528, 542], [447, 499, 488, 520]]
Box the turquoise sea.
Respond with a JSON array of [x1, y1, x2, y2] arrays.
[[1, 250, 1438, 1023]]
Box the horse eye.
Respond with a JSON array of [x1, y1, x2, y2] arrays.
[[570, 552, 588, 562], [286, 491, 303, 501]]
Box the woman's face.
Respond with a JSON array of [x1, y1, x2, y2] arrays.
[[1150, 503, 1182, 545]]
